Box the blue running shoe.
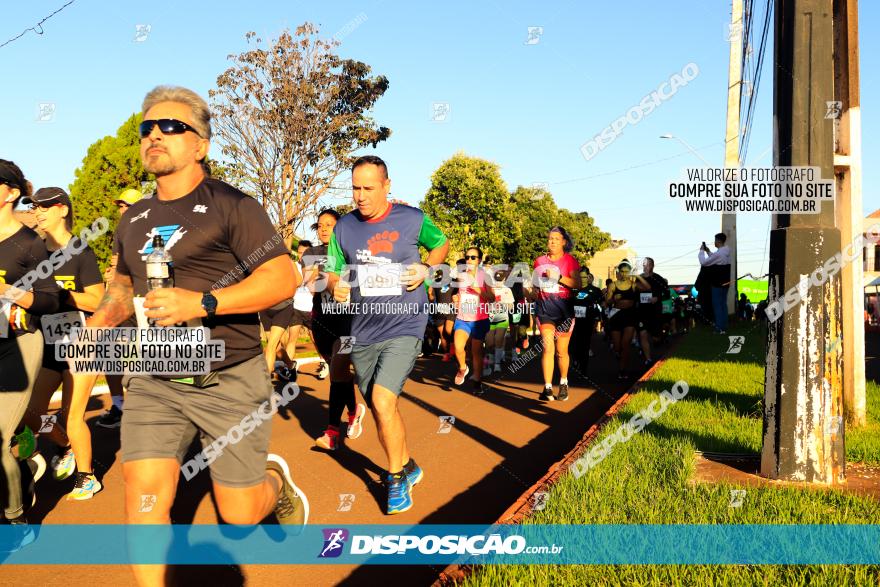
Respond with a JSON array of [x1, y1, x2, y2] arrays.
[[385, 472, 413, 515], [403, 459, 423, 488]]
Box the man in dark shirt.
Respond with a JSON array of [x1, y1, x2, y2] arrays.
[[69, 86, 307, 583], [571, 268, 603, 371], [636, 257, 668, 366]]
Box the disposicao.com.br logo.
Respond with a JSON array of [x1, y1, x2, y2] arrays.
[[318, 529, 562, 557]]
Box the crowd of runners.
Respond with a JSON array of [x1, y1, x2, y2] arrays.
[[0, 85, 695, 570]]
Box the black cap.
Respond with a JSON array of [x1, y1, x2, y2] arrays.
[[0, 159, 28, 194], [21, 186, 71, 208]]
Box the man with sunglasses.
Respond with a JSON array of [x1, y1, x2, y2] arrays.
[[69, 86, 307, 584]]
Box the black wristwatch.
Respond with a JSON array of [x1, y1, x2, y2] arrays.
[[201, 292, 218, 319]]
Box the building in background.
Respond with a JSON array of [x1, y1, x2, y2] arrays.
[[586, 238, 638, 281]]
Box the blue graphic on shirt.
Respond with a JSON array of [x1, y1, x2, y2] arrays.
[[138, 225, 187, 258]]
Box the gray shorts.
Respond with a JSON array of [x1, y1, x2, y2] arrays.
[[121, 354, 274, 488], [351, 336, 421, 405]]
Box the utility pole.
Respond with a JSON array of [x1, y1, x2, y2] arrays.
[[832, 0, 866, 427], [722, 0, 743, 317], [761, 0, 844, 484]]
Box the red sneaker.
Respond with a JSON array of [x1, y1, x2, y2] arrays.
[[315, 428, 339, 451]]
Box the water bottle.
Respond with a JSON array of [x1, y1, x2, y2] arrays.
[[146, 235, 173, 290], [145, 235, 173, 327]]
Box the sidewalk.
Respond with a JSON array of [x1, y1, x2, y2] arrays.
[[11, 333, 664, 586]]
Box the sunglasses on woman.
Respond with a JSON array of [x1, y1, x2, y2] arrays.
[[465, 255, 479, 260], [139, 118, 202, 139], [30, 203, 63, 211]]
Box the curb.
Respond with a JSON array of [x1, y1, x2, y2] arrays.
[[431, 343, 678, 587]]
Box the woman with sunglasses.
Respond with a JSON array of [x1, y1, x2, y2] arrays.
[[605, 259, 651, 380], [451, 248, 495, 393], [307, 209, 366, 451], [527, 227, 580, 402], [0, 161, 60, 537], [22, 188, 105, 498]]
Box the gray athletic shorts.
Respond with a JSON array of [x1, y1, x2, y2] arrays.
[[121, 354, 274, 488], [351, 336, 421, 405]]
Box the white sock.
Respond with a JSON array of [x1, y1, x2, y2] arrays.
[[112, 395, 124, 411], [494, 348, 504, 365], [560, 378, 568, 386]]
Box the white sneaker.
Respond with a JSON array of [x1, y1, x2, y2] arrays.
[[316, 362, 329, 380], [28, 453, 46, 483]]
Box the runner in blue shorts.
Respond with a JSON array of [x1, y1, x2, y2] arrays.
[[326, 155, 449, 515], [451, 249, 495, 392]]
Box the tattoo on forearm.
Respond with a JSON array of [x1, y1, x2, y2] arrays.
[[93, 280, 135, 327]]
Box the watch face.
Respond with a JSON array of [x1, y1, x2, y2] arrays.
[[203, 293, 218, 312]]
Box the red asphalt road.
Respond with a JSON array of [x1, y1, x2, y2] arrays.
[[4, 335, 655, 586]]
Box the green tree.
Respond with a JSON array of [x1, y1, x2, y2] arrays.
[[69, 113, 147, 271], [507, 186, 558, 263], [506, 185, 610, 266], [555, 208, 611, 266], [421, 153, 516, 263], [209, 24, 391, 246]]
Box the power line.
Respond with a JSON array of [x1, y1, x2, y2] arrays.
[[549, 142, 723, 187], [739, 0, 773, 163], [0, 0, 76, 49]]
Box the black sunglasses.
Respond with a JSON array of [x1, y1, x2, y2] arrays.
[[465, 255, 479, 260], [139, 118, 202, 139]]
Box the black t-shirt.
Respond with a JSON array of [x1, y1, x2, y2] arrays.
[[639, 272, 668, 313], [302, 243, 351, 338], [0, 226, 59, 336], [114, 178, 288, 369], [435, 283, 455, 316], [51, 237, 102, 307], [572, 285, 603, 322]]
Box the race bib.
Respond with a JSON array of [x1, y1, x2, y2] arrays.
[[460, 291, 479, 310], [640, 293, 653, 304], [539, 278, 560, 294], [360, 264, 403, 297], [574, 306, 587, 318], [41, 311, 87, 344]]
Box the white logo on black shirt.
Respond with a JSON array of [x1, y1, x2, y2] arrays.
[[193, 205, 208, 213], [130, 209, 150, 223]]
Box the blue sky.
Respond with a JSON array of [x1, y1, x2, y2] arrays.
[[2, 0, 877, 283]]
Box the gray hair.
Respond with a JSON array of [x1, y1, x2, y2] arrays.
[[142, 85, 212, 140]]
